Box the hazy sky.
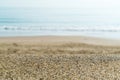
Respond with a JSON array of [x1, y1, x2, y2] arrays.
[[0, 0, 120, 8]]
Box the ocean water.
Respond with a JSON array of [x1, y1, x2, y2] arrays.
[[0, 8, 120, 39]]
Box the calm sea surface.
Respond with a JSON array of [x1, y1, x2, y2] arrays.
[[0, 8, 120, 39]]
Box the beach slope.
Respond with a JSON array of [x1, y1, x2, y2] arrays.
[[0, 36, 120, 80]]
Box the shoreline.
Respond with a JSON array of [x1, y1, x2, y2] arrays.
[[0, 36, 120, 46]]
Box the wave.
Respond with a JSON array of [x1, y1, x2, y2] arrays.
[[0, 25, 120, 32]]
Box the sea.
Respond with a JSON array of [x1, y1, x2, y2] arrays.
[[0, 7, 120, 39]]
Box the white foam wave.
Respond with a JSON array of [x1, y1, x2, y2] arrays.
[[0, 25, 120, 32]]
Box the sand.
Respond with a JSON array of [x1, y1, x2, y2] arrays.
[[0, 36, 120, 80], [0, 36, 120, 46]]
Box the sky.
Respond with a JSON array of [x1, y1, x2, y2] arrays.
[[0, 0, 120, 9]]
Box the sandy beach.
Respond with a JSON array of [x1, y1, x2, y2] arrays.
[[0, 36, 120, 80], [0, 36, 120, 46]]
